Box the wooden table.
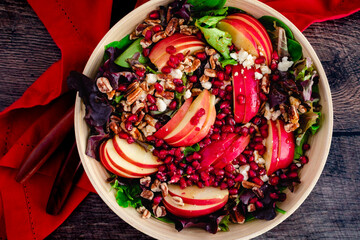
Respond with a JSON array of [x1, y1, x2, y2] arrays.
[[1, 1, 359, 239]]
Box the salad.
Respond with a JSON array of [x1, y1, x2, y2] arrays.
[[68, 0, 322, 234]]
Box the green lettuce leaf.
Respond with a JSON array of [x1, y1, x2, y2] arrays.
[[111, 180, 142, 208], [294, 131, 309, 160], [197, 16, 226, 27], [195, 19, 232, 59], [219, 58, 238, 68], [197, 7, 228, 17], [218, 215, 231, 232], [105, 34, 133, 51], [183, 143, 200, 156], [188, 0, 226, 11]]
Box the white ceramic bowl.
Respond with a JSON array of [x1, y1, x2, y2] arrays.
[[74, 0, 333, 239]]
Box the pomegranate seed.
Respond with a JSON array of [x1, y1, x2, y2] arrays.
[[172, 78, 183, 86], [200, 172, 210, 181], [144, 30, 152, 41], [249, 197, 258, 204], [149, 105, 158, 111], [249, 126, 256, 134], [174, 148, 183, 158], [166, 45, 176, 54], [253, 117, 262, 125], [196, 31, 203, 39], [258, 167, 266, 175], [212, 88, 219, 95], [225, 164, 235, 173], [240, 127, 249, 137], [238, 154, 247, 165], [197, 182, 205, 188], [136, 70, 145, 77], [186, 166, 193, 175], [218, 89, 226, 98], [278, 193, 286, 202], [270, 62, 278, 71], [127, 137, 135, 144], [235, 174, 244, 182], [219, 101, 230, 109], [147, 94, 156, 104], [118, 132, 129, 139], [225, 85, 233, 92], [300, 155, 309, 164], [220, 182, 228, 190], [290, 163, 298, 171], [255, 201, 264, 208], [175, 85, 185, 93], [259, 92, 268, 101], [153, 195, 162, 205], [272, 74, 280, 81], [215, 169, 225, 176], [117, 84, 127, 91], [167, 60, 177, 68], [255, 56, 266, 64], [222, 108, 231, 114], [217, 113, 226, 120], [142, 48, 151, 58], [227, 179, 235, 187], [152, 24, 162, 33], [211, 133, 220, 140], [213, 80, 224, 88], [195, 52, 207, 61], [125, 121, 133, 131], [188, 75, 197, 83], [272, 51, 279, 61], [260, 129, 268, 138], [248, 169, 257, 178], [149, 10, 160, 19], [217, 71, 225, 81], [164, 156, 173, 164], [225, 65, 232, 75], [158, 165, 166, 172], [237, 94, 245, 104], [190, 174, 199, 182], [192, 152, 202, 160], [280, 173, 287, 179], [243, 149, 253, 156], [303, 143, 310, 151], [192, 160, 200, 169], [155, 139, 164, 148], [176, 53, 185, 62], [169, 55, 180, 64], [228, 188, 238, 195], [180, 177, 187, 189], [226, 117, 236, 126], [222, 125, 234, 133], [254, 143, 264, 151], [252, 177, 264, 186], [169, 100, 177, 110], [170, 175, 181, 183], [155, 83, 163, 93], [270, 192, 279, 199], [288, 171, 298, 178], [161, 66, 172, 74], [127, 114, 138, 123], [250, 162, 259, 171]]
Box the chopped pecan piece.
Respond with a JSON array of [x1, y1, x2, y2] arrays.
[[107, 90, 116, 100], [141, 26, 153, 37], [134, 111, 146, 126], [144, 18, 161, 26], [165, 18, 178, 36], [153, 205, 167, 218], [140, 38, 152, 48], [284, 122, 300, 132], [140, 176, 151, 187], [252, 187, 264, 198], [288, 105, 299, 124], [140, 189, 154, 200], [129, 32, 139, 40], [160, 183, 168, 197], [152, 31, 167, 43], [142, 209, 151, 219], [135, 23, 147, 36], [96, 77, 113, 93], [137, 121, 147, 130], [144, 114, 158, 127], [230, 207, 245, 224], [199, 75, 210, 83], [129, 127, 144, 141], [289, 96, 301, 109], [162, 91, 175, 100], [184, 58, 201, 73], [191, 88, 203, 96], [132, 101, 145, 114], [247, 203, 256, 212], [205, 47, 217, 56], [261, 74, 270, 94], [151, 179, 161, 192], [242, 180, 261, 189], [204, 68, 217, 78], [209, 56, 216, 69], [298, 104, 307, 113], [136, 206, 146, 214]]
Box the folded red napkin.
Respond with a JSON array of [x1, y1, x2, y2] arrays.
[[0, 0, 358, 239]]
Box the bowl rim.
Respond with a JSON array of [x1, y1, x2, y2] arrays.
[[74, 0, 334, 239]]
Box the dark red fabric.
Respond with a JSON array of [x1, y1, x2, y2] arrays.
[[0, 0, 358, 239]]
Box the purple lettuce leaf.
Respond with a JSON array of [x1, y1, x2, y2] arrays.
[[169, 0, 192, 22], [86, 126, 110, 159], [269, 86, 288, 108]]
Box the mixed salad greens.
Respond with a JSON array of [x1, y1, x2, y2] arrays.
[[68, 0, 322, 234]]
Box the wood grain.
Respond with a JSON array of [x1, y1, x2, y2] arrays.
[[0, 0, 359, 239]]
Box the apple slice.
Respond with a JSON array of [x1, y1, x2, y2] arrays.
[[167, 184, 229, 205], [263, 120, 280, 176], [104, 139, 158, 177], [226, 14, 273, 65], [275, 119, 295, 170], [149, 33, 206, 69], [199, 133, 238, 169], [217, 19, 259, 57], [154, 97, 193, 139], [163, 194, 227, 218], [164, 90, 210, 143], [232, 64, 260, 123], [99, 142, 138, 178], [212, 134, 251, 169], [112, 135, 162, 168], [169, 94, 216, 147]]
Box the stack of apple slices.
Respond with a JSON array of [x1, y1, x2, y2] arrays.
[[100, 135, 163, 178], [163, 184, 229, 218], [154, 90, 216, 147], [263, 119, 295, 175], [199, 133, 250, 169], [148, 33, 206, 69], [217, 13, 273, 65]]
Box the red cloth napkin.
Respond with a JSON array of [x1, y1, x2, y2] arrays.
[[0, 0, 358, 239]]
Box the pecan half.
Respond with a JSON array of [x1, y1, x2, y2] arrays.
[[199, 75, 210, 83], [142, 209, 151, 219], [152, 31, 167, 43], [160, 182, 168, 197], [165, 18, 178, 36], [96, 77, 113, 93], [132, 101, 145, 114], [184, 58, 201, 73], [151, 179, 161, 192], [140, 176, 151, 187], [261, 74, 270, 94], [162, 91, 175, 100], [109, 122, 120, 134], [144, 18, 161, 26], [204, 68, 217, 78], [140, 38, 152, 48], [252, 187, 264, 199], [153, 205, 167, 218], [242, 180, 261, 189], [230, 207, 245, 224], [140, 189, 154, 200], [144, 114, 158, 127]]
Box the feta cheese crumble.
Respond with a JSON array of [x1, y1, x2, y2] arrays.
[[184, 89, 192, 99], [170, 69, 183, 79], [156, 98, 167, 112], [201, 81, 212, 90], [278, 56, 294, 72], [145, 73, 157, 85]]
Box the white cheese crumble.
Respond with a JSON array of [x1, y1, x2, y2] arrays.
[[142, 125, 156, 137], [238, 49, 249, 63], [184, 89, 192, 99], [254, 150, 265, 165], [162, 98, 172, 106], [145, 73, 157, 85], [230, 52, 238, 60], [278, 56, 294, 72], [260, 174, 269, 183], [234, 71, 239, 77], [242, 53, 255, 69], [239, 164, 250, 181], [156, 98, 167, 112], [201, 81, 212, 90], [255, 72, 263, 80], [260, 65, 271, 75], [170, 69, 183, 79]]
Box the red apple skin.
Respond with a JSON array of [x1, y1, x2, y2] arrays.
[[164, 90, 210, 144], [226, 14, 273, 65], [276, 119, 295, 170], [167, 184, 229, 205], [199, 133, 238, 169], [217, 20, 259, 57], [232, 64, 246, 123], [242, 66, 260, 123], [264, 120, 280, 176], [212, 135, 250, 169], [154, 97, 193, 139], [169, 95, 216, 147], [232, 64, 260, 124], [149, 33, 206, 69], [99, 142, 138, 178], [112, 135, 162, 168], [162, 194, 227, 218]]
